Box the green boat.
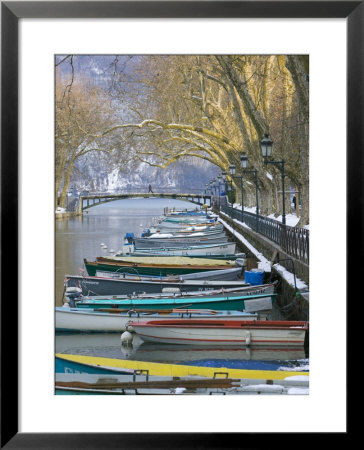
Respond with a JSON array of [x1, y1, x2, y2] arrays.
[[75, 292, 276, 312], [84, 256, 237, 277]]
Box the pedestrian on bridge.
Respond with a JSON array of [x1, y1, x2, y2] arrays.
[[148, 184, 153, 193]]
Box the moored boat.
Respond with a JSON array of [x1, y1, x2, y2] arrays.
[[55, 307, 260, 333], [120, 242, 237, 257], [55, 372, 246, 395], [73, 292, 276, 312], [93, 266, 244, 281], [55, 353, 309, 380], [131, 319, 309, 346], [133, 235, 228, 249], [84, 256, 238, 277], [65, 274, 271, 297], [144, 227, 225, 237], [127, 251, 240, 260]]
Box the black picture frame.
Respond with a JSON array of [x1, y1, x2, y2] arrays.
[[1, 1, 355, 447]]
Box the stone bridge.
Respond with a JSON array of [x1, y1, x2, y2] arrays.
[[77, 192, 212, 213]]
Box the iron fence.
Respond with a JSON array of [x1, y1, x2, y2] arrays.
[[220, 203, 309, 264]]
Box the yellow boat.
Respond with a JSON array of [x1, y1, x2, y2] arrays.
[[55, 353, 309, 381]]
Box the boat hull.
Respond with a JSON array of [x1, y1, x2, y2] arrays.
[[84, 259, 236, 277], [132, 320, 308, 346], [55, 353, 309, 380], [65, 274, 258, 296], [93, 267, 244, 281], [55, 307, 259, 333], [129, 242, 236, 256], [133, 236, 228, 248], [74, 292, 276, 312]]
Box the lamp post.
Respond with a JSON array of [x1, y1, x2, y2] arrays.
[[260, 133, 286, 225]]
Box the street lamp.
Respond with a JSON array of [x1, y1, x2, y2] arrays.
[[260, 133, 286, 225]]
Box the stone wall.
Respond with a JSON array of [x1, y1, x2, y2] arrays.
[[220, 211, 309, 284], [220, 211, 309, 321]]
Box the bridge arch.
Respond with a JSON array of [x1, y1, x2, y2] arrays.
[[78, 192, 212, 213]]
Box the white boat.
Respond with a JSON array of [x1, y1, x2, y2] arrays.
[[133, 235, 228, 248], [131, 319, 309, 346], [143, 229, 227, 239], [55, 307, 260, 333], [157, 222, 223, 230], [124, 242, 237, 257]]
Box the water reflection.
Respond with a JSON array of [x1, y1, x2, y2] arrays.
[[55, 333, 308, 372], [56, 198, 196, 305]]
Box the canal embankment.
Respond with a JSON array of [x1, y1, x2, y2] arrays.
[[56, 212, 82, 220], [218, 211, 309, 321]]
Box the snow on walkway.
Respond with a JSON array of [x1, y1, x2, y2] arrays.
[[232, 204, 310, 230], [218, 213, 309, 292]]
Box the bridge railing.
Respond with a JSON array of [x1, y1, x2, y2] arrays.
[[220, 203, 309, 264], [78, 191, 212, 212], [80, 187, 208, 196]]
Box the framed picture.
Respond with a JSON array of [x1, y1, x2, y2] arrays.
[[1, 1, 355, 447]]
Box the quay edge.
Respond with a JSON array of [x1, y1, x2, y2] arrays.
[[218, 211, 309, 321]]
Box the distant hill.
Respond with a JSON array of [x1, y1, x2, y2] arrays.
[[68, 155, 219, 194]]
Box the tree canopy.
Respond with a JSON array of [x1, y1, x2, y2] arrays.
[[55, 54, 309, 225]]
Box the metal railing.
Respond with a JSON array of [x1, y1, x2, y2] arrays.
[[220, 203, 309, 264]]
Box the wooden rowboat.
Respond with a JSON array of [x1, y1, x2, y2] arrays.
[[55, 307, 259, 333], [93, 267, 244, 281], [55, 372, 309, 395], [64, 274, 264, 297], [73, 292, 276, 312], [123, 241, 237, 256], [55, 353, 309, 380], [130, 319, 309, 346], [84, 256, 238, 277], [133, 235, 228, 249]]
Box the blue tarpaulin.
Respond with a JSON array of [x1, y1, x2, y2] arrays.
[[245, 270, 265, 286]]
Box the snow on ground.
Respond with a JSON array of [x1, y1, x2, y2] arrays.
[[286, 387, 309, 394], [218, 210, 309, 292], [273, 262, 308, 291], [232, 203, 309, 230], [219, 215, 272, 273]]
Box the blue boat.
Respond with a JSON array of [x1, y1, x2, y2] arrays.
[[55, 355, 134, 375]]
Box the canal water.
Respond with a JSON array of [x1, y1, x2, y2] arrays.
[[55, 198, 309, 373]]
